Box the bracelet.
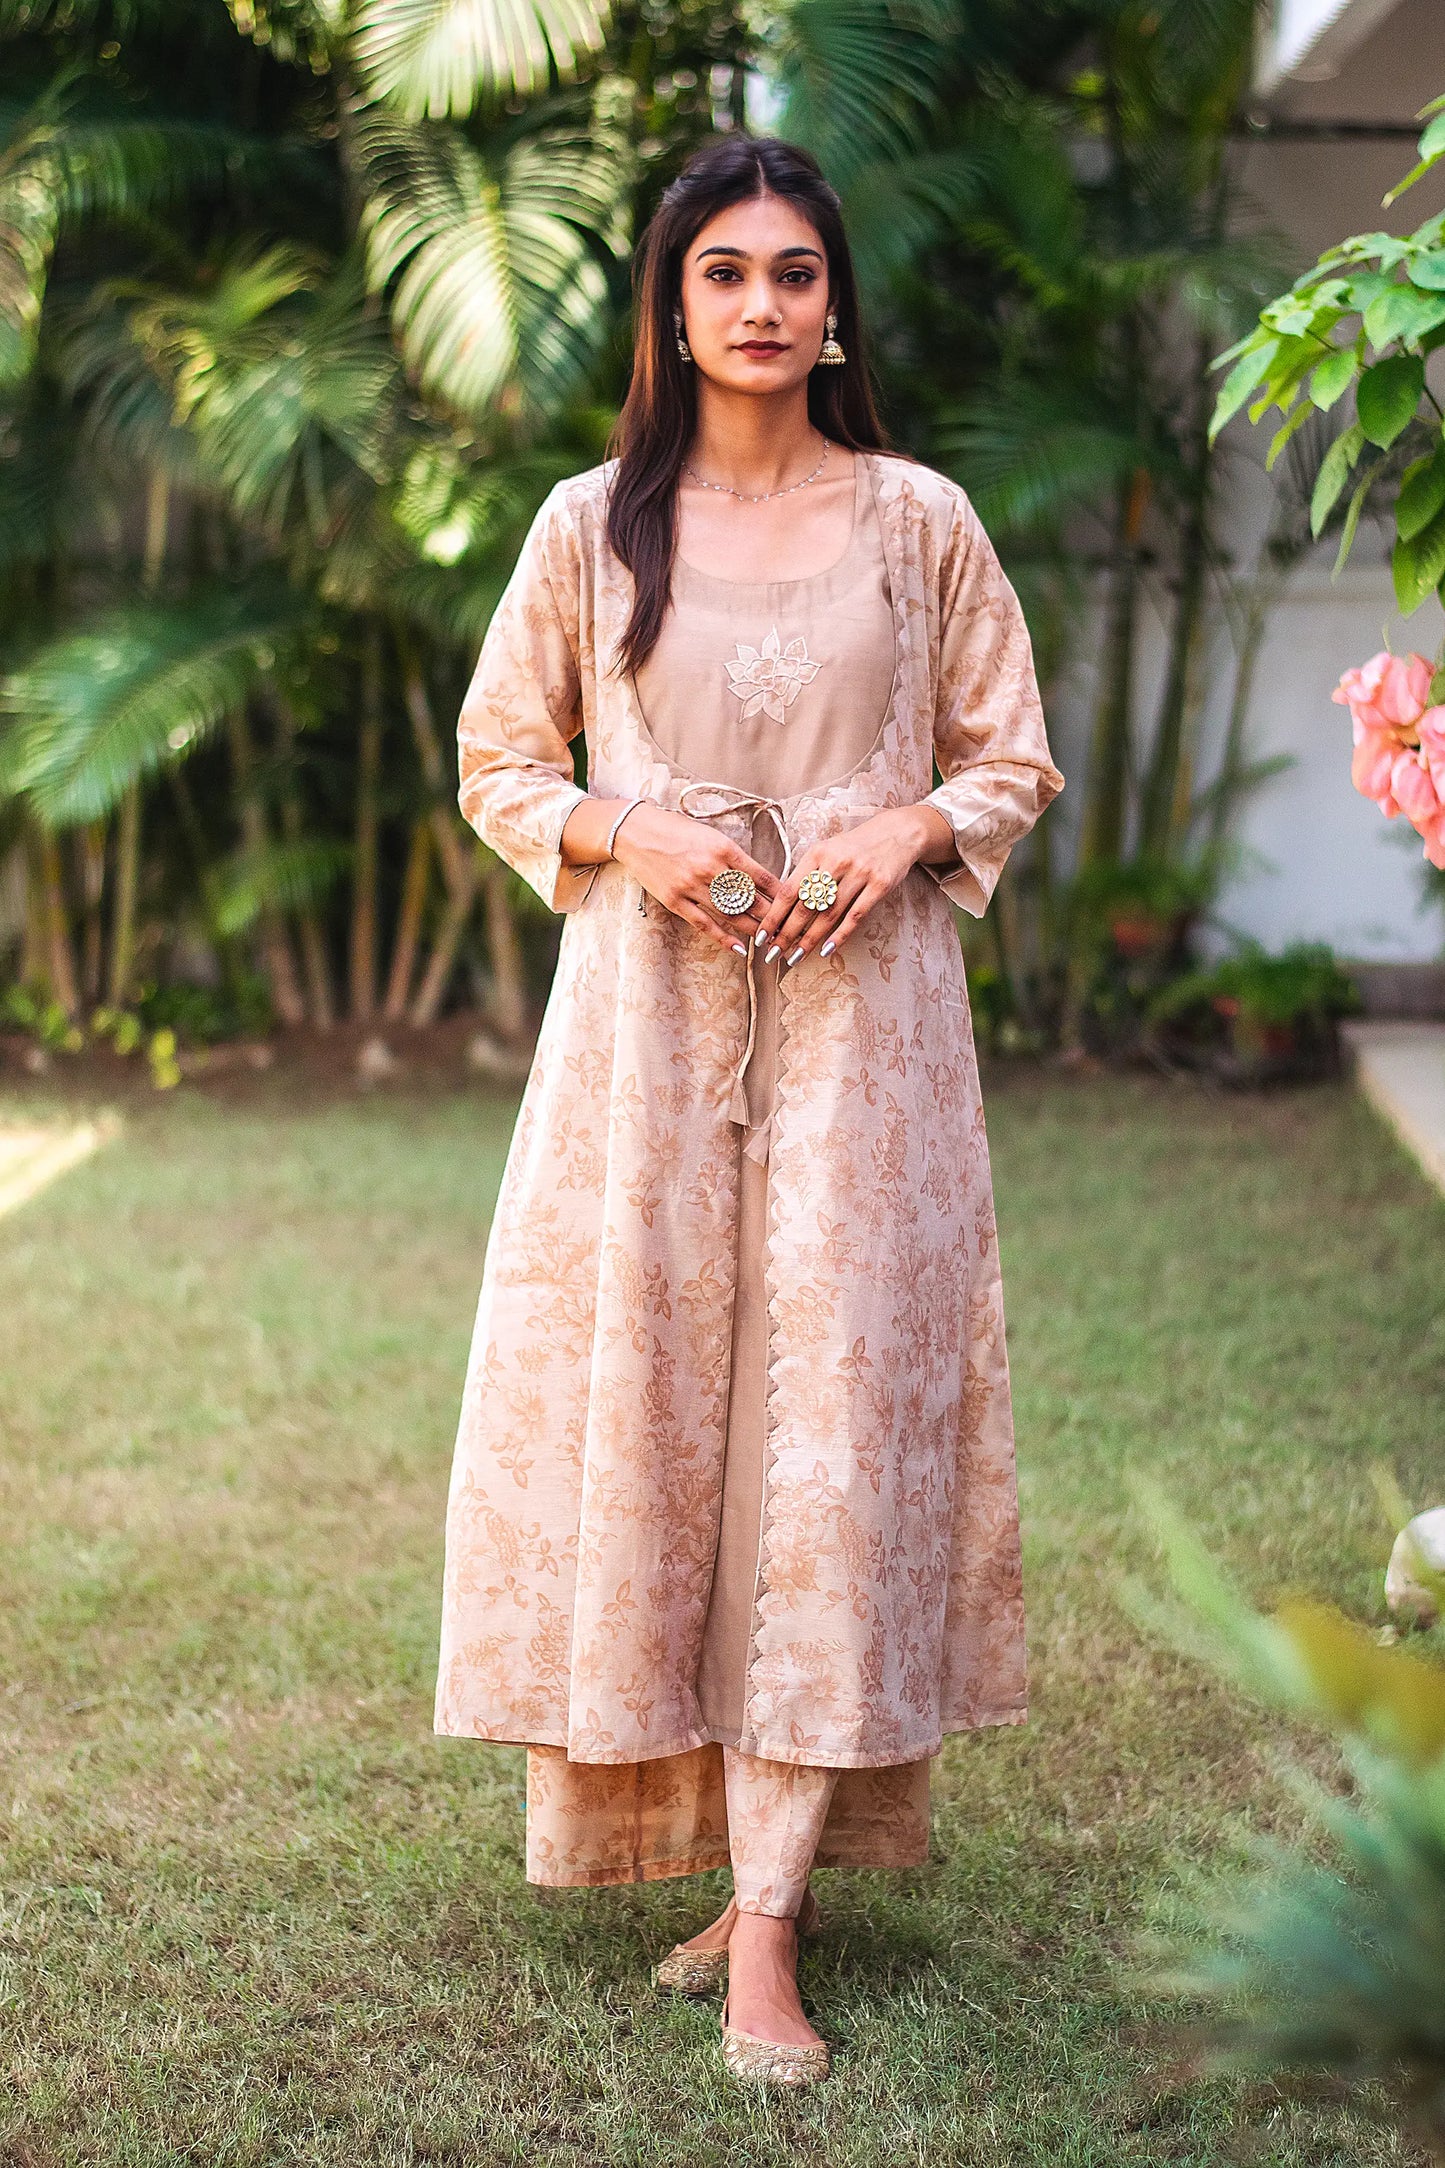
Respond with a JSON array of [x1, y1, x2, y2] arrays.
[[605, 796, 646, 861]]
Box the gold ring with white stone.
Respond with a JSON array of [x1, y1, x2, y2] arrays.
[[709, 867, 757, 916], [798, 869, 839, 912]]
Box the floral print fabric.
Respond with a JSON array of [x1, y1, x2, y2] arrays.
[[435, 450, 1064, 1783], [524, 1741, 933, 1889]]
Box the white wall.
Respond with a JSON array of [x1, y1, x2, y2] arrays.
[[1203, 0, 1445, 963]]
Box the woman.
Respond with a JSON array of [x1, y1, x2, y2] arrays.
[[434, 134, 1064, 2087]]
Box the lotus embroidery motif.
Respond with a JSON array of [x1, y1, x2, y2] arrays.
[[724, 628, 822, 723]]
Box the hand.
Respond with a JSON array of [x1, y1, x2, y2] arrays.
[[756, 805, 956, 966], [611, 803, 780, 955]]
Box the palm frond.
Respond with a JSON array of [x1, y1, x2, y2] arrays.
[[0, 83, 280, 387], [774, 0, 949, 187], [213, 835, 349, 935], [352, 0, 610, 114], [357, 85, 631, 424], [936, 385, 1145, 535], [0, 581, 313, 826]]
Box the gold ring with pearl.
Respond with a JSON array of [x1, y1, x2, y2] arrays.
[[798, 870, 839, 912]]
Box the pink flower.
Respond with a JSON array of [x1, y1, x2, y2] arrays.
[[1419, 705, 1445, 791], [1333, 650, 1433, 734], [1391, 747, 1443, 828], [1352, 729, 1401, 813], [1418, 808, 1445, 869]]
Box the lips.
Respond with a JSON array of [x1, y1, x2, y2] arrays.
[[737, 342, 786, 356]]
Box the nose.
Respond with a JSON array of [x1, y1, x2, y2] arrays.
[[741, 278, 782, 328]]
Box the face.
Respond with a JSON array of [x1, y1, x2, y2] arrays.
[[676, 192, 832, 396]]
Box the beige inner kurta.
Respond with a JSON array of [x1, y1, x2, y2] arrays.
[[525, 455, 934, 1887]]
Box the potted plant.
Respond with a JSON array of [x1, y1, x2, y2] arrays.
[[1146, 942, 1360, 1085]]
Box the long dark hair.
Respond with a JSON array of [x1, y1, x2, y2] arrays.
[[605, 136, 889, 675]]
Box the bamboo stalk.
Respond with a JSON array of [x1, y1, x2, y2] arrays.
[[410, 846, 480, 1027], [482, 855, 527, 1045], [398, 634, 468, 898], [349, 626, 383, 1023], [37, 826, 80, 1017], [383, 820, 430, 1022], [228, 710, 305, 1028], [273, 696, 336, 1031], [107, 784, 141, 1008]]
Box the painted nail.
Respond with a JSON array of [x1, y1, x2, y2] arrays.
[[732, 941, 746, 955], [765, 945, 780, 964], [788, 946, 804, 966], [821, 938, 834, 957], [754, 926, 768, 946]]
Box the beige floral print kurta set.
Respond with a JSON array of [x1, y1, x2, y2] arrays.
[[434, 447, 1064, 1896]]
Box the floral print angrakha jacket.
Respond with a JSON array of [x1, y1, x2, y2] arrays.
[[434, 450, 1064, 1770]]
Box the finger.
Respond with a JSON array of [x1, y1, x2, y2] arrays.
[[816, 888, 883, 959], [678, 898, 749, 957], [771, 877, 863, 965], [718, 846, 781, 903]]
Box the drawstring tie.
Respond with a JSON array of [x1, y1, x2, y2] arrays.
[[677, 781, 792, 1163]]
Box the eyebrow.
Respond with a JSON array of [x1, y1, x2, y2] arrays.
[[696, 244, 825, 263]]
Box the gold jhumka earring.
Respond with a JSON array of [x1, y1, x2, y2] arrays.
[[674, 314, 693, 362], [817, 313, 846, 366]]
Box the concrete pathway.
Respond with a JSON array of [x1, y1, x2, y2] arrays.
[[1342, 1020, 1445, 1199], [0, 1118, 117, 1219]]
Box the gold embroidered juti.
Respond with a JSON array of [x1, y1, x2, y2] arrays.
[[434, 448, 1065, 1888]]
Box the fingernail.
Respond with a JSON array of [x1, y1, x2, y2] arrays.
[[821, 938, 834, 957], [788, 946, 804, 966], [732, 941, 746, 956], [754, 927, 768, 946], [765, 946, 779, 964]]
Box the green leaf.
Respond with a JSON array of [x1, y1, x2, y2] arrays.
[[1357, 354, 1425, 447], [1267, 399, 1314, 471], [1363, 283, 1445, 350], [1408, 249, 1445, 291], [0, 582, 311, 826], [1392, 505, 1445, 614], [1310, 421, 1364, 537], [1210, 336, 1279, 439], [1384, 108, 1445, 204], [1309, 345, 1358, 411], [1334, 457, 1388, 575], [352, 0, 611, 113], [1396, 448, 1445, 543]]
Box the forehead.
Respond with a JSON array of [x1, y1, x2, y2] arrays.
[[687, 192, 826, 264]]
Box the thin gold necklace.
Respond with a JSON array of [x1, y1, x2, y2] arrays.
[[682, 437, 830, 504]]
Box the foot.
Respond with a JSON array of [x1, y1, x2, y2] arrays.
[[723, 1911, 823, 2050], [677, 1896, 737, 1954]]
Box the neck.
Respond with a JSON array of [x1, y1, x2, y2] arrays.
[[688, 381, 821, 493]]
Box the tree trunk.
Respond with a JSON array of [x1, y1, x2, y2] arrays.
[[482, 856, 528, 1044], [273, 696, 335, 1030], [107, 783, 141, 1008], [1140, 335, 1215, 859], [78, 824, 106, 1004], [411, 846, 480, 1027], [228, 710, 305, 1028], [349, 626, 383, 1023], [399, 633, 468, 897], [37, 826, 80, 1016], [383, 819, 430, 1022], [1078, 468, 1148, 870]]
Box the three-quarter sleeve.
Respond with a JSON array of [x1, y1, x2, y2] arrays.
[[456, 485, 596, 914], [921, 496, 1064, 917]]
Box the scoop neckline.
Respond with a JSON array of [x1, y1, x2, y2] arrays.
[[671, 447, 865, 590]]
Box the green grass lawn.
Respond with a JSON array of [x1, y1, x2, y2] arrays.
[[1, 1066, 1442, 2167]]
